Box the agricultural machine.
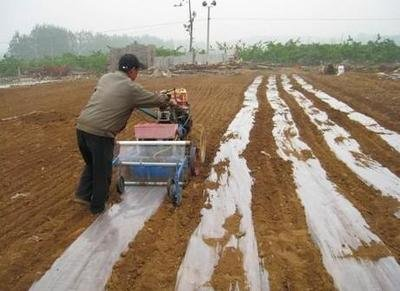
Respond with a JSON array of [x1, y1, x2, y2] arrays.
[[113, 88, 206, 206]]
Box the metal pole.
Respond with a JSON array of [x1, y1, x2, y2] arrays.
[[207, 6, 210, 54]]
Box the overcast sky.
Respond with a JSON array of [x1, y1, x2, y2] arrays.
[[1, 0, 399, 52]]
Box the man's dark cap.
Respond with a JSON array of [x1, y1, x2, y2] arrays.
[[118, 54, 146, 72]]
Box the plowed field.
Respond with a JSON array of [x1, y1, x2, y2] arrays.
[[0, 70, 399, 291]]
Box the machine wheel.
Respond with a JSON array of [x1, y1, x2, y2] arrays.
[[189, 145, 198, 176], [167, 178, 175, 202], [174, 192, 182, 207], [116, 176, 125, 194], [167, 178, 182, 207]]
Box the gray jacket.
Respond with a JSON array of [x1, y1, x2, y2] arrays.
[[77, 71, 168, 138]]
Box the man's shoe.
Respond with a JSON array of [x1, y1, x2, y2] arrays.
[[73, 196, 91, 206], [90, 202, 111, 215]]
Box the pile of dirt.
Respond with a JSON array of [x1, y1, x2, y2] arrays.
[[377, 68, 400, 80]]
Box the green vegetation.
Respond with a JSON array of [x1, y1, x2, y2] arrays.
[[0, 48, 187, 77], [155, 46, 185, 57], [0, 24, 188, 77], [0, 51, 108, 77], [235, 36, 400, 65], [2, 24, 399, 77]]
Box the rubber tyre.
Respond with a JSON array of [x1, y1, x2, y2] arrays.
[[116, 176, 125, 194], [167, 178, 175, 202], [189, 145, 197, 176]]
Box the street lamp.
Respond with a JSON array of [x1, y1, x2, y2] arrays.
[[202, 1, 216, 54]]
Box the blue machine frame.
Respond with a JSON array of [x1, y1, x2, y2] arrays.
[[112, 141, 192, 206]]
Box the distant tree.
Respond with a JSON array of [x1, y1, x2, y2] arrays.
[[8, 32, 35, 59], [236, 36, 400, 65], [32, 24, 76, 58], [6, 24, 182, 60], [8, 25, 76, 59], [0, 55, 22, 76], [216, 41, 234, 54]]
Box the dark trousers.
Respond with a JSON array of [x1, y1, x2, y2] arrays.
[[76, 129, 114, 213]]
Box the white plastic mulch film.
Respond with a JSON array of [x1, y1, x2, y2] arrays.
[[175, 76, 269, 291], [282, 75, 400, 203], [293, 74, 400, 153], [266, 75, 400, 291], [30, 187, 166, 291]]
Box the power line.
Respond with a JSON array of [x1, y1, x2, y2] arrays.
[[213, 17, 400, 22], [0, 17, 399, 44], [100, 21, 184, 33], [97, 17, 400, 34]]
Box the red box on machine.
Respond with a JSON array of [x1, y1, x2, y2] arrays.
[[134, 123, 178, 140]]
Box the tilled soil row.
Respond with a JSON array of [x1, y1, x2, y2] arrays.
[[277, 77, 400, 261], [300, 72, 400, 133], [243, 75, 335, 290], [290, 75, 400, 177]]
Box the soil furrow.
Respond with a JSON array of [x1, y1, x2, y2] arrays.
[[277, 76, 400, 260], [301, 73, 400, 132], [242, 74, 335, 290], [291, 76, 400, 176]]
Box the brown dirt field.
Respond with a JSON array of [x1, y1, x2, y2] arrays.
[[290, 76, 400, 178], [1, 69, 399, 290], [0, 71, 256, 290], [106, 72, 257, 291], [243, 76, 335, 290], [277, 77, 400, 261], [300, 72, 400, 132]]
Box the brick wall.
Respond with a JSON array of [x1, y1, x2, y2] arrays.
[[107, 43, 156, 72]]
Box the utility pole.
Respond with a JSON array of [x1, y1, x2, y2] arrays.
[[202, 1, 216, 54], [175, 0, 196, 52], [188, 0, 193, 51], [206, 6, 210, 54]]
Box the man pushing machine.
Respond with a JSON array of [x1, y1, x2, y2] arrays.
[[74, 54, 170, 214]]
